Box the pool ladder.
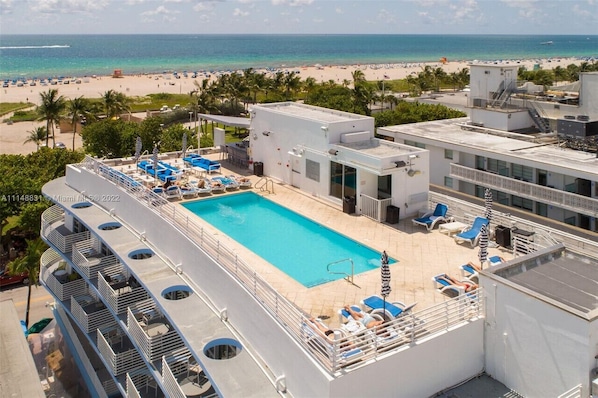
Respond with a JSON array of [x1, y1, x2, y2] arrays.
[[255, 177, 275, 194], [327, 258, 359, 287]]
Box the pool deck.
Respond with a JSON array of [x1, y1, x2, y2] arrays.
[[118, 156, 511, 329]]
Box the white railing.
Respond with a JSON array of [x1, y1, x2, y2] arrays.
[[73, 238, 120, 279], [40, 260, 87, 302], [54, 305, 109, 397], [360, 194, 393, 222], [557, 384, 582, 398], [77, 157, 485, 373], [97, 271, 150, 315], [97, 329, 145, 377], [429, 191, 598, 258], [42, 205, 91, 253], [70, 296, 113, 333], [450, 163, 598, 218], [125, 374, 141, 398]]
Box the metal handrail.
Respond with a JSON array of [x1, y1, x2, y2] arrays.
[[326, 258, 355, 286]]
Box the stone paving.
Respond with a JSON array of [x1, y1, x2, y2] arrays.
[[121, 154, 512, 329]]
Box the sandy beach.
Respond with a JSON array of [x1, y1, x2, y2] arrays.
[[0, 57, 587, 155]]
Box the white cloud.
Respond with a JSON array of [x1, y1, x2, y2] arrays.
[[376, 8, 395, 24], [233, 7, 249, 16], [271, 0, 313, 6], [141, 5, 179, 16], [29, 0, 110, 14], [1, 0, 13, 14], [335, 7, 343, 14]]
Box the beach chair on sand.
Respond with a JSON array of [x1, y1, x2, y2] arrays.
[[454, 217, 489, 247], [412, 203, 449, 231]]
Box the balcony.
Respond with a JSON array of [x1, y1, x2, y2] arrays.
[[40, 249, 87, 302], [127, 307, 187, 363], [72, 238, 120, 280], [42, 205, 90, 253], [70, 294, 114, 334], [97, 326, 145, 377], [97, 268, 149, 315], [450, 163, 598, 217]]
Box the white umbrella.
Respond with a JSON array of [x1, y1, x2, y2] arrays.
[[380, 250, 391, 318], [182, 132, 187, 159], [152, 146, 159, 180], [484, 188, 493, 222], [478, 224, 489, 269]]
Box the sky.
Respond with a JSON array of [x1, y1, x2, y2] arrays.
[[1, 0, 597, 35]]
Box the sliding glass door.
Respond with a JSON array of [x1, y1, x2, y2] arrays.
[[329, 161, 356, 199]]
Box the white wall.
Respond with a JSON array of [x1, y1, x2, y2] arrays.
[[483, 277, 595, 398]]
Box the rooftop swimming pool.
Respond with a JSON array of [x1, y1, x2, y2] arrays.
[[182, 192, 394, 287]]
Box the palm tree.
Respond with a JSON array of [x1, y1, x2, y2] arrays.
[[23, 126, 47, 150], [65, 96, 90, 150], [7, 238, 47, 328], [37, 88, 66, 147], [282, 71, 302, 100], [101, 89, 130, 119]]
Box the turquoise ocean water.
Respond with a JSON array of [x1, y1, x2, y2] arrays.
[[0, 34, 596, 80]]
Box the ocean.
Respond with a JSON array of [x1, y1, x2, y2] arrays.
[[0, 34, 596, 80]]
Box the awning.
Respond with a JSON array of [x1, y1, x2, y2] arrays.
[[197, 114, 251, 129]]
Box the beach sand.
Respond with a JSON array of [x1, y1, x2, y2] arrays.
[[0, 57, 585, 155]]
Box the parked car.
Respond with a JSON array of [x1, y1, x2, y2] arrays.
[[0, 269, 29, 287], [54, 142, 66, 149]]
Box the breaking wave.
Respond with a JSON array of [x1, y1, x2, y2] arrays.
[[0, 45, 70, 50]]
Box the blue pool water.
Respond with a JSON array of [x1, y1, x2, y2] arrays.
[[182, 192, 394, 287]]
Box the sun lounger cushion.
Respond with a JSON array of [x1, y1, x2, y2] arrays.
[[361, 296, 416, 318]]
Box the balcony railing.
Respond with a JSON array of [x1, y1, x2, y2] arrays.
[[126, 307, 187, 363], [360, 194, 393, 222], [73, 238, 120, 279], [42, 205, 91, 253], [70, 295, 114, 334], [450, 163, 598, 217], [75, 156, 486, 373], [97, 327, 145, 377], [97, 270, 149, 315]]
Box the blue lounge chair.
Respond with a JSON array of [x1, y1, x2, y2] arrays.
[[412, 203, 449, 231], [360, 295, 417, 319], [432, 273, 477, 298], [454, 217, 489, 247], [212, 176, 239, 191]]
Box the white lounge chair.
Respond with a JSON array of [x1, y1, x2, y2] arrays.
[[164, 185, 182, 200]]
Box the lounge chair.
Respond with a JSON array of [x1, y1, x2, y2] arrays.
[[205, 178, 225, 193], [432, 273, 476, 298], [301, 318, 364, 365], [179, 184, 198, 199], [212, 176, 239, 191], [454, 217, 489, 247], [360, 295, 417, 320], [190, 179, 212, 195], [412, 203, 449, 231], [164, 185, 182, 200], [228, 174, 252, 188]]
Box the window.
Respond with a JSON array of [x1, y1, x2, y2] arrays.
[[378, 175, 392, 199], [444, 176, 453, 188], [475, 156, 485, 170], [404, 140, 425, 149], [511, 195, 533, 211], [512, 164, 533, 182], [306, 159, 320, 182], [444, 149, 453, 160], [536, 202, 547, 217], [487, 158, 508, 175]]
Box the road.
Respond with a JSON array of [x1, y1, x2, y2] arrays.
[[0, 282, 54, 327]]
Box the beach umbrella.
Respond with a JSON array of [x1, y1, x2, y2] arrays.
[[484, 188, 493, 222], [380, 250, 391, 318], [478, 224, 489, 269], [134, 136, 142, 164], [152, 145, 159, 179], [182, 132, 187, 159]]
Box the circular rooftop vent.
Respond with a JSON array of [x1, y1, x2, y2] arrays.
[[128, 249, 154, 260], [72, 201, 93, 209], [98, 222, 122, 231], [161, 285, 193, 300], [204, 338, 242, 360]]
